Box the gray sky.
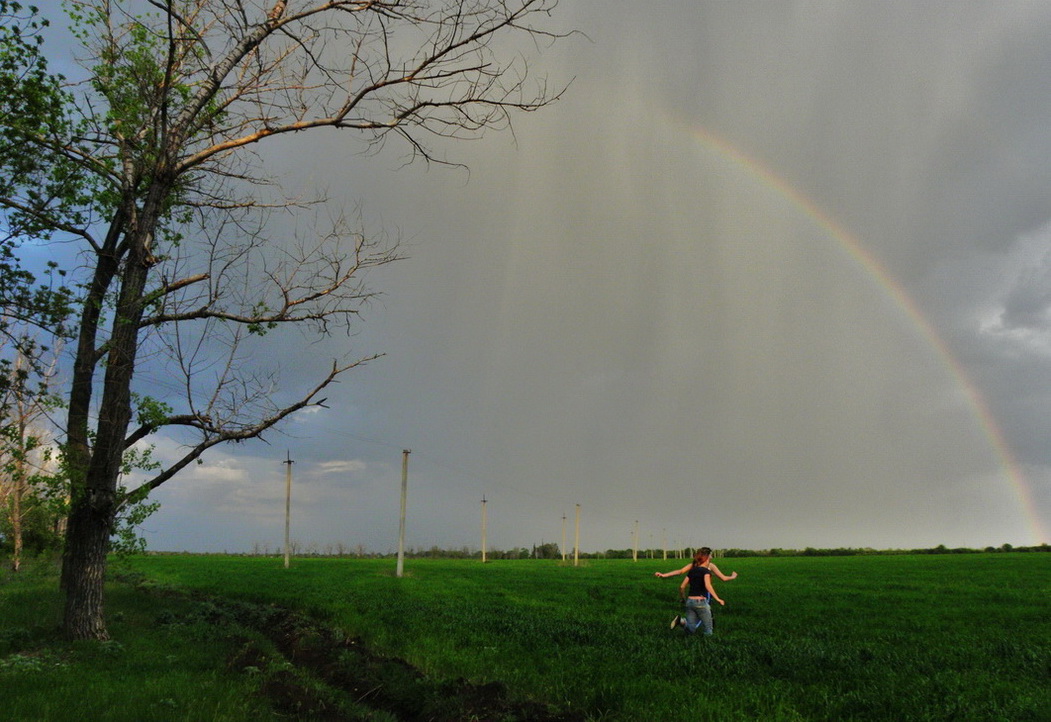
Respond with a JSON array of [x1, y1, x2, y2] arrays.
[[103, 2, 1051, 553]]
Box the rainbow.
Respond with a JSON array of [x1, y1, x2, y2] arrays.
[[682, 123, 1048, 544]]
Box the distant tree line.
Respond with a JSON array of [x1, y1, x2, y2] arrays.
[[236, 542, 556, 560], [197, 541, 1049, 560], [717, 543, 1049, 557]]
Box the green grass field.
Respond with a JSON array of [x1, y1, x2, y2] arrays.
[[0, 560, 280, 721], [2, 553, 1049, 720]]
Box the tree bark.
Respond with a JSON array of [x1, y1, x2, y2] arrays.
[[60, 490, 113, 640], [11, 462, 21, 573]]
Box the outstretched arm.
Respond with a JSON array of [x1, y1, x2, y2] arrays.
[[655, 563, 692, 578], [708, 562, 738, 581], [705, 575, 725, 606]]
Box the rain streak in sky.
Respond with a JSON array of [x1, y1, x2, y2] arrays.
[[43, 2, 1051, 554]]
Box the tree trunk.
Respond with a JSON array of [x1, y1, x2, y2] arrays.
[[60, 198, 161, 640], [11, 465, 21, 573], [11, 359, 28, 573], [61, 490, 113, 640], [60, 218, 122, 595]]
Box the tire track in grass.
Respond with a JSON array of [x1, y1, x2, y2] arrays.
[[134, 573, 587, 721]]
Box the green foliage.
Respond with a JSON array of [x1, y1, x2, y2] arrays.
[[130, 393, 172, 433], [109, 485, 160, 558], [532, 541, 561, 559], [0, 8, 71, 151], [109, 429, 163, 558], [0, 501, 59, 555], [39, 436, 164, 560], [0, 380, 66, 561], [0, 1, 75, 408], [59, 0, 211, 227], [0, 2, 81, 226]]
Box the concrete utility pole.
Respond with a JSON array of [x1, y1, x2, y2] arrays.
[[480, 495, 488, 564], [573, 503, 581, 567], [283, 451, 294, 569], [662, 529, 667, 560], [561, 513, 567, 563], [396, 450, 410, 577], [632, 520, 639, 562]]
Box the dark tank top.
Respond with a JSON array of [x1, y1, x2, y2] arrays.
[[687, 565, 712, 599]]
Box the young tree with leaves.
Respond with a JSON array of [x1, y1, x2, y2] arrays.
[[0, 0, 75, 571], [0, 0, 567, 639], [0, 350, 56, 570], [0, 1, 74, 397]]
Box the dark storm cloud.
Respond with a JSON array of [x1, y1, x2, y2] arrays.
[[95, 1, 1051, 550]]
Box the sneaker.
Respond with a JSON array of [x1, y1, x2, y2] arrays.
[[669, 615, 682, 629]]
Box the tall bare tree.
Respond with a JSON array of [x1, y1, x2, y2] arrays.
[[0, 0, 566, 639]]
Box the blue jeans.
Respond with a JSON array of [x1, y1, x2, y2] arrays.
[[683, 597, 713, 635]]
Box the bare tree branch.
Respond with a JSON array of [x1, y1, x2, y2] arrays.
[[125, 356, 373, 498]]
